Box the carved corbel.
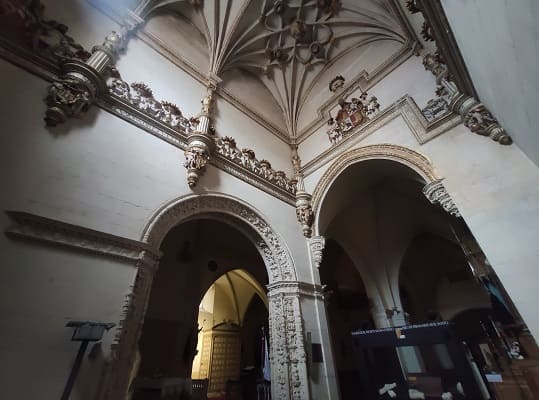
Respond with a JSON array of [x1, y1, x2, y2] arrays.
[[295, 189, 314, 237], [422, 179, 461, 217], [44, 19, 141, 126], [422, 51, 512, 145], [308, 236, 326, 268], [291, 148, 314, 237], [184, 86, 216, 187]]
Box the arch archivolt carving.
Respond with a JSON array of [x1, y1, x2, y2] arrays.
[[103, 193, 308, 400], [311, 144, 441, 235]]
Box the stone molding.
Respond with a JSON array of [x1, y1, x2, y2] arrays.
[[301, 95, 461, 176], [268, 280, 325, 300], [4, 211, 159, 263], [104, 194, 308, 400], [310, 144, 440, 235]]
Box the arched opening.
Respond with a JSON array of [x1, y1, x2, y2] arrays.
[[315, 154, 539, 399], [105, 194, 308, 400], [132, 219, 269, 400], [191, 269, 269, 398]]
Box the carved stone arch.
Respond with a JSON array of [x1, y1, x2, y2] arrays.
[[311, 143, 441, 236], [102, 193, 308, 400], [141, 193, 298, 282]]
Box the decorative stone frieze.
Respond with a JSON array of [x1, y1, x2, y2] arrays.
[[108, 79, 191, 131], [214, 136, 297, 195], [4, 210, 159, 262], [422, 179, 461, 217], [308, 236, 326, 268]]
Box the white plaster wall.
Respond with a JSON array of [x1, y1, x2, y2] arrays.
[[304, 114, 539, 341], [0, 57, 310, 399], [441, 0, 539, 166], [0, 215, 136, 400]]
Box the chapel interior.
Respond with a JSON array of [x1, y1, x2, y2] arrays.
[[1, 1, 539, 400]]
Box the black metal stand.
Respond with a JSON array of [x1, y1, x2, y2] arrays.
[[60, 340, 89, 400]]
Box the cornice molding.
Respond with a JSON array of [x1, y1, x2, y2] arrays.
[[301, 95, 461, 176], [4, 211, 160, 263]]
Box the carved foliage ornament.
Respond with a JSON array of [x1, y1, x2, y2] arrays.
[[214, 136, 297, 195], [0, 0, 91, 62], [422, 179, 461, 217], [327, 92, 381, 145], [108, 79, 191, 131]]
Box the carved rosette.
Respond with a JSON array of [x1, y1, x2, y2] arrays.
[[308, 236, 326, 268], [422, 179, 461, 217]]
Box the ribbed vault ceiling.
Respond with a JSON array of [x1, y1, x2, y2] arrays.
[[138, 0, 416, 141]]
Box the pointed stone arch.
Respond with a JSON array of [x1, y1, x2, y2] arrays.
[[102, 193, 308, 400], [311, 144, 441, 236]]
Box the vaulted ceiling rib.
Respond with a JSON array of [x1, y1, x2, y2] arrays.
[[139, 0, 415, 141]]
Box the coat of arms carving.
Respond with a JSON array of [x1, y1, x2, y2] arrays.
[[326, 92, 380, 145]]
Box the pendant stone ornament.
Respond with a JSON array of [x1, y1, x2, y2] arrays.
[[291, 147, 314, 237], [184, 86, 216, 188], [44, 23, 138, 127]]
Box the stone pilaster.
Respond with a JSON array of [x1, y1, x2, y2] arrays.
[[267, 281, 311, 400]]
